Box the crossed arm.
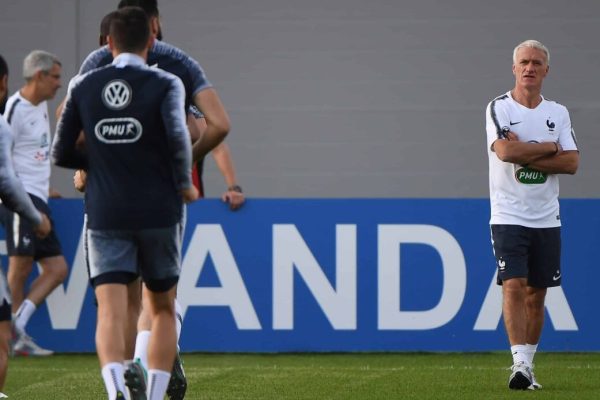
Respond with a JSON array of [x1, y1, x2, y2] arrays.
[[492, 131, 579, 175]]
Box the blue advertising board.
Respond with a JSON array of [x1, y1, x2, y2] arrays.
[[2, 199, 597, 352]]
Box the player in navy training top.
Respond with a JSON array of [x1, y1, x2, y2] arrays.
[[79, 5, 236, 206], [73, 4, 231, 399], [52, 7, 198, 399]]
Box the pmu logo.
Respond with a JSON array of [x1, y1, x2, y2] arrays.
[[102, 80, 132, 110], [515, 166, 547, 184], [94, 118, 143, 144]]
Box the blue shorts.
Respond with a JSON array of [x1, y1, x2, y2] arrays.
[[86, 222, 183, 292], [491, 224, 561, 288]]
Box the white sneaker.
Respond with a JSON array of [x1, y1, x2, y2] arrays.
[[13, 332, 53, 356], [508, 361, 532, 390], [529, 366, 542, 390]]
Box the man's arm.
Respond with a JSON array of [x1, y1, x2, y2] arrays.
[[187, 112, 204, 143], [162, 77, 198, 203], [57, 95, 87, 192], [191, 88, 230, 161], [212, 142, 238, 187], [528, 150, 579, 174], [55, 98, 66, 120], [529, 109, 579, 174], [492, 131, 559, 165], [188, 114, 244, 209], [0, 118, 50, 237], [51, 89, 87, 170], [211, 142, 245, 210]]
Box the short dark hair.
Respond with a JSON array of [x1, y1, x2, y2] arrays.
[[0, 54, 8, 78], [109, 7, 151, 53], [117, 0, 159, 17], [99, 11, 118, 46], [117, 0, 162, 40]]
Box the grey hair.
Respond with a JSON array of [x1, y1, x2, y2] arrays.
[[22, 50, 61, 80], [513, 40, 550, 65]]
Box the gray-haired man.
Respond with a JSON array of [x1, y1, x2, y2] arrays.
[[486, 39, 579, 390], [1, 50, 67, 356]]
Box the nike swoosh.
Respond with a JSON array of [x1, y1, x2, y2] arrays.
[[553, 274, 561, 281], [509, 121, 522, 126]]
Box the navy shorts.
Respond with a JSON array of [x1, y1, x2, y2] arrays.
[[86, 222, 183, 292], [0, 194, 63, 260], [491, 224, 561, 288]]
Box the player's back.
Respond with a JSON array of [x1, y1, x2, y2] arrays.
[[69, 61, 188, 231], [80, 41, 211, 110], [148, 41, 211, 106]]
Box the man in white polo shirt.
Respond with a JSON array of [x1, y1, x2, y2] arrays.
[[486, 39, 579, 390], [1, 50, 67, 356]]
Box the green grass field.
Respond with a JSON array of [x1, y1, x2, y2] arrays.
[[5, 352, 600, 399]]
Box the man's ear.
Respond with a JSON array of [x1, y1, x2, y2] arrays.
[[0, 75, 7, 103], [0, 75, 7, 92], [33, 70, 45, 82], [150, 16, 160, 37], [107, 35, 115, 52]]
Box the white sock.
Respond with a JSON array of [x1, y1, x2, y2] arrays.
[[14, 299, 36, 333], [511, 344, 530, 366], [133, 330, 151, 371], [525, 343, 538, 365], [174, 298, 183, 343], [101, 362, 128, 400], [147, 369, 171, 400]]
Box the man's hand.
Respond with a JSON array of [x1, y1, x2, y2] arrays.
[[74, 170, 87, 192], [222, 187, 245, 211], [33, 213, 51, 238], [181, 186, 199, 203], [505, 131, 518, 141]]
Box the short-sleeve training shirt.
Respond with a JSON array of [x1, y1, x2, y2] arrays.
[[3, 92, 52, 202], [486, 91, 578, 228]]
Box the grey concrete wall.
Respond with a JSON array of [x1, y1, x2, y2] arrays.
[[2, 0, 599, 198]]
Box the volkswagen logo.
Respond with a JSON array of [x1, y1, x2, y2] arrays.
[[102, 80, 132, 110]]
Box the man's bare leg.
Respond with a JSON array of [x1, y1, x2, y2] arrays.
[[95, 283, 129, 398]]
